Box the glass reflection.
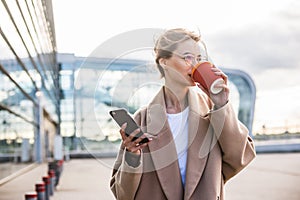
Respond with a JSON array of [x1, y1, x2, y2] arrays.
[[0, 0, 57, 180]]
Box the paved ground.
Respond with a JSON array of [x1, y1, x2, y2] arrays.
[[0, 153, 300, 200]]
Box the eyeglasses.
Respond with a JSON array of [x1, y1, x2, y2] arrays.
[[175, 41, 209, 66], [177, 54, 203, 66]]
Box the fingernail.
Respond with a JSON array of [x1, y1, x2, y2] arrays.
[[121, 122, 127, 128]]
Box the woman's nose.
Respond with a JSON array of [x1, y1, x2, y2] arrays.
[[191, 59, 198, 66], [188, 66, 194, 74]]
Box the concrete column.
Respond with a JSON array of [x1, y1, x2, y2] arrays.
[[34, 91, 44, 163]]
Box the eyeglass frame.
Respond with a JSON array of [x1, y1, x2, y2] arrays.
[[174, 41, 210, 66]]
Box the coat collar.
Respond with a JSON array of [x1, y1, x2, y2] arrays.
[[145, 86, 212, 199], [146, 86, 210, 135]]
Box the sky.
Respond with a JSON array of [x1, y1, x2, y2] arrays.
[[52, 0, 300, 134]]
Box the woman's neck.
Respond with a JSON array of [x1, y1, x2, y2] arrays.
[[163, 86, 188, 114]]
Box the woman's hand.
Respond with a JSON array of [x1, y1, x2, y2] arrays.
[[197, 67, 229, 109], [119, 123, 151, 155]]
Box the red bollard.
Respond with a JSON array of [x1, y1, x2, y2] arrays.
[[48, 160, 63, 187], [35, 181, 46, 200], [48, 169, 55, 195], [42, 176, 50, 200], [25, 192, 37, 200]]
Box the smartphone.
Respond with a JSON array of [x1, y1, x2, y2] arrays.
[[109, 108, 149, 144]]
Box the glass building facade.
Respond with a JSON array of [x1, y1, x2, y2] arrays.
[[0, 0, 58, 180], [0, 0, 256, 181], [57, 53, 256, 156]]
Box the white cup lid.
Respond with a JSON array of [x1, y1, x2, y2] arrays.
[[210, 78, 224, 94]]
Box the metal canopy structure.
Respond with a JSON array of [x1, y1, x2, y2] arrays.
[[58, 53, 256, 137]]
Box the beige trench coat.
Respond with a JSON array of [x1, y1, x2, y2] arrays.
[[110, 87, 256, 200]]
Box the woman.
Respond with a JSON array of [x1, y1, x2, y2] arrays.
[[110, 28, 256, 200]]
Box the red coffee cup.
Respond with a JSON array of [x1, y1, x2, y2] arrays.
[[191, 61, 224, 94]]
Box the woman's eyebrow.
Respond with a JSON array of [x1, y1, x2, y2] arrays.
[[181, 52, 201, 57], [182, 51, 194, 55]]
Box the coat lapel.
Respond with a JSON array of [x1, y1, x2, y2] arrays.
[[145, 87, 213, 200], [184, 87, 214, 199], [146, 87, 184, 200], [148, 129, 184, 200]]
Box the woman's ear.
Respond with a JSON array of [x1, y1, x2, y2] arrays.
[[158, 58, 167, 68]]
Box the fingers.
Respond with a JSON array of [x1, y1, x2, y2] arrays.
[[119, 123, 151, 154], [211, 68, 229, 93], [125, 132, 150, 154], [214, 83, 229, 90], [211, 67, 228, 84], [128, 142, 149, 154], [127, 128, 142, 142]]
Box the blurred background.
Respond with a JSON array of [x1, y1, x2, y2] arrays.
[[0, 0, 299, 199]]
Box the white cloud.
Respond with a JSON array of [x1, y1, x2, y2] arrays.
[[208, 27, 300, 74], [206, 1, 300, 75]]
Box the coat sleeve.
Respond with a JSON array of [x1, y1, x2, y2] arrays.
[[110, 110, 145, 199], [208, 101, 256, 183], [110, 144, 143, 199]]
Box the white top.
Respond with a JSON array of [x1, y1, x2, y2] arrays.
[[167, 106, 189, 186]]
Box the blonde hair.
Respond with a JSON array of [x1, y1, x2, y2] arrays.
[[154, 28, 201, 77]]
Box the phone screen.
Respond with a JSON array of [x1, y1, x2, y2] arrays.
[[109, 109, 149, 144]]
